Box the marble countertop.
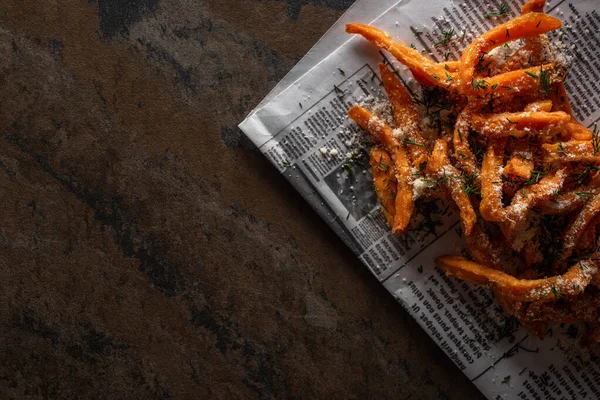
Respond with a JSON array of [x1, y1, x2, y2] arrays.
[[0, 0, 483, 398]]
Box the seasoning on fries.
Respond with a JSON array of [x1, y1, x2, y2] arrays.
[[347, 0, 600, 341]]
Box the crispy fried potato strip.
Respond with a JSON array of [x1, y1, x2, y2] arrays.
[[472, 111, 570, 138], [501, 168, 566, 249], [542, 140, 600, 163], [480, 140, 506, 222], [459, 14, 561, 94], [379, 63, 428, 169], [522, 0, 546, 14], [346, 24, 454, 88], [370, 147, 397, 227], [348, 106, 414, 233], [565, 121, 594, 141], [427, 140, 477, 235], [436, 255, 598, 302], [504, 156, 534, 180], [483, 63, 564, 97], [560, 193, 600, 264], [453, 106, 478, 177], [524, 99, 553, 112]]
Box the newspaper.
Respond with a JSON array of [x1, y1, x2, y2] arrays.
[[239, 1, 600, 399]]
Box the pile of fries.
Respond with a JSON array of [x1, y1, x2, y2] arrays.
[[348, 0, 600, 342]]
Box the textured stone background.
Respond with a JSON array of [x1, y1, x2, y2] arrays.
[[0, 1, 484, 398]]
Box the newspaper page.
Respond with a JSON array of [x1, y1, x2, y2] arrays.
[[239, 1, 600, 399]]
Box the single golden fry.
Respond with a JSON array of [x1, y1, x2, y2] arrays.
[[483, 63, 564, 97], [347, 106, 414, 233], [501, 168, 567, 249], [379, 63, 428, 169], [480, 140, 506, 222], [560, 193, 600, 264], [542, 140, 600, 163], [427, 140, 477, 235], [503, 156, 534, 180], [438, 60, 460, 72], [565, 121, 594, 141], [370, 147, 397, 227], [459, 13, 562, 94], [453, 106, 478, 177], [472, 110, 570, 138], [524, 99, 553, 112], [435, 255, 597, 302], [466, 223, 504, 269], [522, 0, 546, 14], [549, 82, 573, 115], [348, 105, 397, 148], [346, 24, 455, 88]]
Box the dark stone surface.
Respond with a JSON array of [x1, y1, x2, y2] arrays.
[[0, 1, 484, 398]]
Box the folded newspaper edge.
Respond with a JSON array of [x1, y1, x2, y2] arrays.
[[240, 1, 600, 399]]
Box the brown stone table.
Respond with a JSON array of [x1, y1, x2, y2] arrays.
[[0, 1, 484, 398]]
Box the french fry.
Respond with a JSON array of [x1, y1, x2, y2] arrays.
[[436, 255, 597, 302], [427, 140, 477, 235], [348, 106, 414, 233], [346, 24, 454, 88], [503, 156, 534, 180], [348, 105, 397, 148], [542, 140, 600, 163], [524, 99, 553, 112], [521, 0, 546, 14], [549, 82, 573, 115], [379, 63, 428, 169], [459, 13, 562, 94], [472, 110, 570, 138], [438, 60, 460, 72], [370, 147, 397, 227], [466, 222, 505, 269], [453, 106, 478, 177], [501, 168, 567, 249], [565, 121, 594, 141], [480, 140, 506, 222], [482, 63, 564, 97], [559, 193, 600, 265]]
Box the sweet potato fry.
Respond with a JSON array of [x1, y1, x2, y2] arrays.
[[439, 60, 460, 72], [522, 0, 546, 14], [346, 24, 454, 88], [459, 13, 562, 94], [453, 106, 478, 177], [348, 105, 397, 148], [480, 140, 506, 222], [466, 222, 504, 269], [560, 193, 600, 264], [482, 63, 564, 97], [524, 99, 553, 112], [542, 140, 600, 163], [427, 140, 477, 235], [370, 147, 397, 227], [436, 255, 597, 302], [503, 156, 534, 180], [472, 110, 570, 138], [348, 106, 414, 233], [549, 82, 573, 115], [501, 168, 567, 249], [379, 63, 428, 169], [565, 121, 594, 141]]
